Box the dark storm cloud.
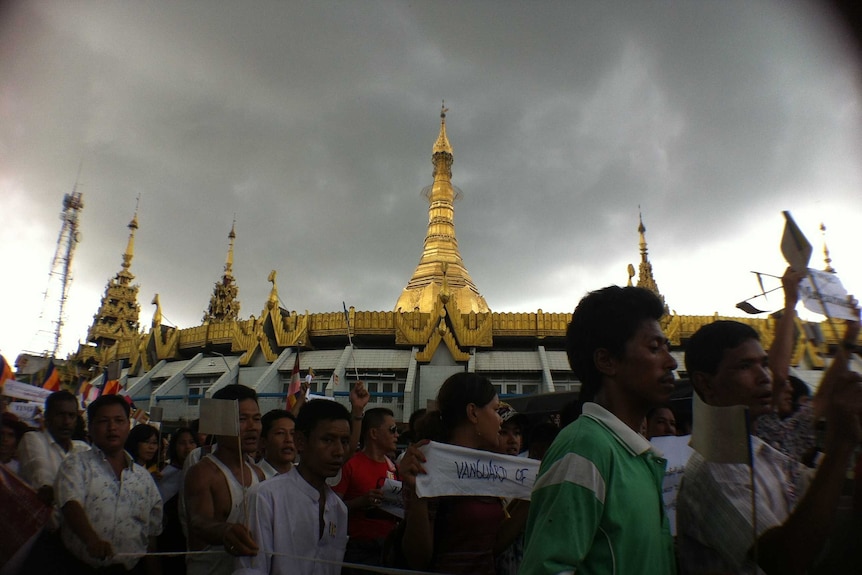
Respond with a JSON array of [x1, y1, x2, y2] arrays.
[[2, 0, 861, 359]]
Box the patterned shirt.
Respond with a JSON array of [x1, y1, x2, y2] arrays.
[[677, 436, 809, 574], [55, 446, 163, 569]]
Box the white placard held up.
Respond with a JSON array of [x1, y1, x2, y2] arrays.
[[378, 478, 405, 519], [199, 398, 239, 436], [1, 380, 52, 403], [415, 441, 539, 501], [800, 269, 857, 321], [8, 401, 42, 427], [650, 435, 694, 537]]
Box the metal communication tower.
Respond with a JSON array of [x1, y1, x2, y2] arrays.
[[37, 187, 84, 358]]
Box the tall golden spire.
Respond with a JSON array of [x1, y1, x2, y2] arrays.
[[634, 210, 668, 311], [87, 206, 142, 347], [820, 222, 836, 273], [203, 221, 241, 323], [395, 105, 489, 314]]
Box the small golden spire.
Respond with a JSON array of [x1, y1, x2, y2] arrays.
[[634, 209, 668, 312], [225, 217, 236, 279], [820, 222, 836, 273], [120, 202, 139, 282], [151, 294, 162, 328], [433, 100, 453, 157]]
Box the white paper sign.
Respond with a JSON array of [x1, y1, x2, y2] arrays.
[[800, 269, 857, 321], [650, 435, 694, 537], [378, 478, 405, 519], [415, 441, 540, 500], [198, 398, 239, 436], [1, 380, 52, 403]]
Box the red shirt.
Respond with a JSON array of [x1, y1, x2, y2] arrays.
[[334, 451, 398, 541]]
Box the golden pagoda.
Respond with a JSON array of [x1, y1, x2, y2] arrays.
[[395, 104, 489, 315], [67, 108, 858, 424], [85, 211, 141, 350]]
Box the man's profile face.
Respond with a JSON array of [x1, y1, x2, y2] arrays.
[[372, 414, 399, 453], [264, 417, 296, 466], [46, 400, 78, 444], [238, 399, 263, 455], [612, 319, 678, 407], [296, 418, 351, 482], [699, 338, 772, 419], [89, 403, 130, 454]]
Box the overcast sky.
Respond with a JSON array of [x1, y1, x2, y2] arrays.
[[2, 1, 861, 362]]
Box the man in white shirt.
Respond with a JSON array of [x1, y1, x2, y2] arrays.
[[257, 409, 296, 479], [235, 399, 351, 575], [56, 393, 163, 574], [17, 390, 90, 572]]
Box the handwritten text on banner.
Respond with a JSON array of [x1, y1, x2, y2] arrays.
[[415, 441, 539, 500]]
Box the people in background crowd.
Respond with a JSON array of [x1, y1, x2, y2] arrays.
[[257, 409, 296, 479], [1, 411, 27, 474], [158, 427, 198, 575], [645, 406, 677, 439]]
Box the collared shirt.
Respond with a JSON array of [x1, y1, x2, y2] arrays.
[[18, 430, 90, 490], [55, 446, 163, 570], [18, 430, 90, 529], [521, 402, 676, 575], [677, 436, 808, 574], [235, 467, 348, 575], [258, 458, 280, 480]]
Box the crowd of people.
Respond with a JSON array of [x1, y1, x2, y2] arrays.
[[3, 267, 861, 574]]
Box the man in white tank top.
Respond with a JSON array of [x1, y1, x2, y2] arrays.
[[185, 384, 265, 575]]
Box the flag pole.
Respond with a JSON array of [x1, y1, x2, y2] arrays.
[[342, 302, 361, 381]]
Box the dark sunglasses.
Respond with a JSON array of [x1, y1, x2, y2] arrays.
[[387, 425, 399, 434]]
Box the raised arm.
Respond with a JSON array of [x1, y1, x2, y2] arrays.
[[768, 267, 804, 409], [757, 313, 862, 574]]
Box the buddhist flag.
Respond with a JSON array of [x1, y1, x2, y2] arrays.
[[286, 351, 302, 410], [780, 211, 812, 272], [0, 355, 12, 394], [41, 361, 61, 392], [100, 361, 122, 396]]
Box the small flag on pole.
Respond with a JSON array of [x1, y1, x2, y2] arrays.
[[0, 355, 13, 394], [41, 361, 61, 392]]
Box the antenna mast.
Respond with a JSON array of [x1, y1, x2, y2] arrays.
[[37, 173, 84, 358]]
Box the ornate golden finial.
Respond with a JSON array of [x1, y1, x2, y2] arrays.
[[267, 270, 279, 310], [151, 294, 162, 328], [395, 108, 489, 314], [203, 222, 241, 323], [627, 263, 635, 287], [820, 222, 835, 273]]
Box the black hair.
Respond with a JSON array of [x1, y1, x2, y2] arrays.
[[294, 399, 351, 437], [684, 321, 760, 376], [45, 390, 78, 416], [212, 384, 258, 402], [168, 427, 197, 463], [261, 409, 295, 438], [125, 424, 159, 465], [87, 394, 131, 421], [566, 286, 666, 402], [360, 407, 394, 446], [436, 372, 496, 441]]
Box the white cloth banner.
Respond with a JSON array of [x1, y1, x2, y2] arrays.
[[378, 478, 405, 519], [415, 441, 539, 500], [1, 380, 51, 403], [650, 435, 694, 537], [800, 269, 856, 321]]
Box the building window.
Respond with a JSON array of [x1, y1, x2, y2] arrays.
[[482, 372, 543, 399], [188, 376, 216, 406]]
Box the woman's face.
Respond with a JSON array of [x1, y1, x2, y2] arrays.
[[474, 394, 503, 451], [137, 435, 159, 465], [174, 431, 198, 466]]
